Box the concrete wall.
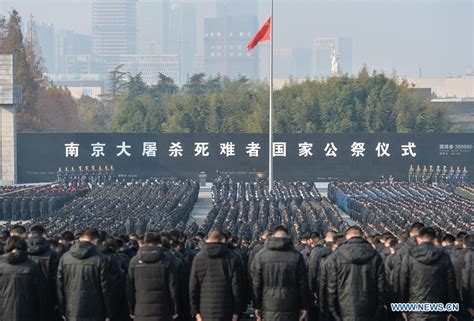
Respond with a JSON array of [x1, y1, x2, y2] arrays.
[[404, 76, 474, 99], [0, 54, 18, 185]]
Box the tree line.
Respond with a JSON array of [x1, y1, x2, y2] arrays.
[[1, 9, 453, 134]]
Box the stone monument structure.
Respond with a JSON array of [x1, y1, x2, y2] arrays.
[[330, 44, 340, 77], [0, 55, 21, 185]]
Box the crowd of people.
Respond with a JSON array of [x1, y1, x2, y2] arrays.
[[0, 220, 472, 321], [25, 179, 200, 236], [201, 177, 348, 242], [0, 185, 89, 222], [408, 165, 469, 185], [57, 165, 116, 187], [0, 176, 473, 321], [329, 181, 473, 236]]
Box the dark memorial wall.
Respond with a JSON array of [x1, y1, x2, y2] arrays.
[[17, 133, 473, 183]]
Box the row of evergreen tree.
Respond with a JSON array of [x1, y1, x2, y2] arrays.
[[0, 9, 452, 133]]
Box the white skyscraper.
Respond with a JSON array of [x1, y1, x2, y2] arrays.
[[92, 0, 138, 71]]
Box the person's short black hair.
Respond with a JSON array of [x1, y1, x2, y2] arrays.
[[99, 231, 107, 243], [103, 237, 118, 252], [464, 234, 472, 248], [195, 232, 205, 239], [5, 236, 27, 253], [11, 225, 27, 235], [208, 229, 224, 242], [388, 238, 398, 248], [169, 230, 180, 241], [144, 232, 161, 245], [82, 228, 100, 241], [345, 226, 363, 238], [0, 230, 10, 241], [333, 235, 345, 247], [60, 231, 74, 242], [418, 227, 436, 241], [410, 222, 425, 233], [309, 232, 320, 241], [222, 230, 232, 241], [456, 232, 468, 243], [442, 234, 455, 244], [273, 225, 288, 234], [381, 232, 393, 239], [261, 229, 273, 239], [29, 224, 46, 237], [398, 231, 409, 243]]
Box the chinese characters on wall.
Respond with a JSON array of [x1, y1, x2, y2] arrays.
[[64, 141, 418, 158]]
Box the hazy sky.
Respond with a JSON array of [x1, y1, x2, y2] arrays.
[[1, 0, 473, 77]]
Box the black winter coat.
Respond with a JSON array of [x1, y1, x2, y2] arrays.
[[400, 242, 457, 321], [168, 248, 191, 321], [308, 243, 332, 293], [127, 246, 179, 321], [189, 242, 242, 321], [57, 242, 113, 321], [319, 254, 335, 321], [449, 245, 468, 295], [0, 251, 44, 321], [27, 236, 61, 320], [390, 237, 417, 301], [248, 241, 264, 267], [228, 243, 250, 314], [327, 237, 386, 321], [103, 249, 131, 321], [251, 237, 311, 321], [461, 248, 474, 310]]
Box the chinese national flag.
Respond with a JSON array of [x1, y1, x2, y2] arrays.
[[247, 17, 271, 51]]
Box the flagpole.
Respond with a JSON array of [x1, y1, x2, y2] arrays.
[[269, 0, 274, 193]]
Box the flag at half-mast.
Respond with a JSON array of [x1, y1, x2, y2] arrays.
[[247, 17, 271, 51]]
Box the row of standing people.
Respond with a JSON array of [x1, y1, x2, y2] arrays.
[[0, 222, 472, 321]]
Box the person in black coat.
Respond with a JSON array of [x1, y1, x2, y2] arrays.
[[127, 232, 179, 321], [400, 227, 457, 321], [248, 229, 272, 268], [308, 229, 337, 296], [391, 223, 423, 302], [449, 233, 470, 321], [318, 235, 344, 321], [327, 226, 386, 321], [0, 236, 45, 321], [461, 234, 474, 320], [57, 228, 113, 321], [102, 237, 131, 321], [161, 232, 191, 321], [251, 225, 311, 321], [189, 229, 242, 321], [27, 224, 61, 321]]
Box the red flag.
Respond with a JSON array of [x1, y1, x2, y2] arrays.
[[247, 17, 271, 51]]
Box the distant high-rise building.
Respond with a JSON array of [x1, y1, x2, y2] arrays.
[[274, 48, 313, 79], [193, 55, 205, 74], [137, 0, 160, 54], [170, 2, 197, 84], [274, 48, 293, 78], [92, 0, 137, 71], [55, 30, 93, 74], [72, 34, 93, 55], [293, 48, 313, 78], [204, 16, 259, 80], [64, 54, 92, 74], [162, 0, 170, 54], [36, 23, 56, 73], [313, 37, 352, 77], [119, 54, 180, 85]]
